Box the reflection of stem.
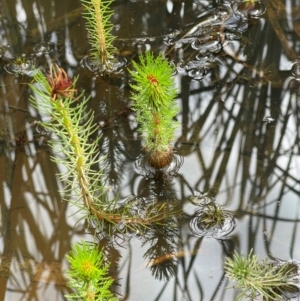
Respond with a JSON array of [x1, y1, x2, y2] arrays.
[[30, 7, 83, 38], [264, 0, 297, 61], [99, 108, 131, 129], [144, 249, 200, 268], [221, 35, 283, 86]]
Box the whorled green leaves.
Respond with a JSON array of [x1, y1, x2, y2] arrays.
[[129, 52, 178, 111], [129, 52, 179, 158], [81, 0, 116, 64], [65, 241, 117, 301], [225, 249, 298, 301], [29, 64, 182, 233]]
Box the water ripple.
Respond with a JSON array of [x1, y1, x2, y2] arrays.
[[80, 54, 127, 75], [135, 151, 183, 178], [4, 56, 37, 75], [232, 0, 266, 20], [189, 196, 235, 239]]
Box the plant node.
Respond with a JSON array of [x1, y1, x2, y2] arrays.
[[147, 146, 173, 169]]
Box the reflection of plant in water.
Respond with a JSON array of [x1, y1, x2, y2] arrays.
[[224, 249, 298, 301], [6, 1, 300, 300], [143, 224, 179, 281], [129, 52, 179, 169], [65, 240, 117, 301]]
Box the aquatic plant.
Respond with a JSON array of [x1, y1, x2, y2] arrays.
[[65, 240, 117, 301], [129, 52, 179, 169], [200, 202, 225, 228], [29, 64, 110, 222], [189, 198, 235, 239], [80, 0, 116, 65], [29, 64, 182, 232], [224, 249, 298, 301]]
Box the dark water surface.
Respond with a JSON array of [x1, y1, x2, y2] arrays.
[[0, 0, 300, 300]]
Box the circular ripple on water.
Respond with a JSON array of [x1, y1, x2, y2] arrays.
[[163, 29, 181, 46], [187, 68, 208, 80], [112, 196, 172, 238], [291, 61, 300, 80], [33, 41, 55, 56], [232, 0, 266, 20], [269, 260, 300, 300], [4, 56, 37, 75], [135, 151, 183, 178], [189, 198, 235, 239], [80, 54, 127, 75], [192, 38, 222, 55], [212, 5, 233, 24], [177, 58, 210, 80]]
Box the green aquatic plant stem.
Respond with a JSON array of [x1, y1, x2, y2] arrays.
[[129, 52, 179, 168], [29, 65, 115, 223], [29, 64, 181, 230], [81, 0, 116, 64], [224, 249, 298, 301], [65, 240, 117, 301]]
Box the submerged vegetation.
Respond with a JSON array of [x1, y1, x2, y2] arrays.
[[225, 249, 298, 301], [129, 52, 179, 168]]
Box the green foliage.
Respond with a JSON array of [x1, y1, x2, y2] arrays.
[[129, 52, 178, 111], [29, 66, 105, 217], [29, 64, 182, 232], [129, 52, 179, 156], [225, 249, 298, 301], [65, 240, 117, 301], [81, 0, 116, 64], [200, 203, 225, 228]]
